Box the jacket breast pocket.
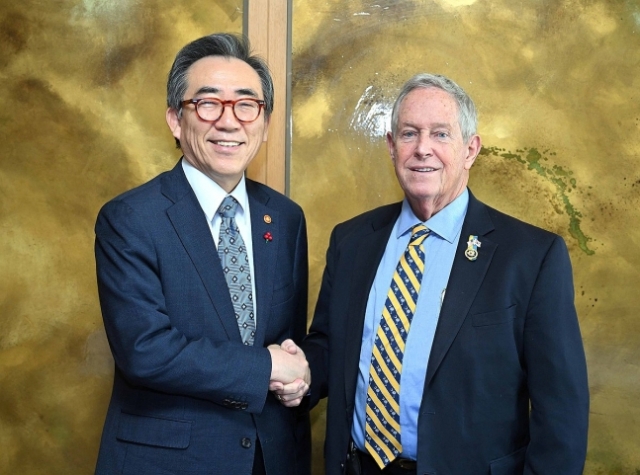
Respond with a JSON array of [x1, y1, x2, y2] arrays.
[[116, 411, 191, 449], [272, 281, 294, 306], [471, 304, 517, 327]]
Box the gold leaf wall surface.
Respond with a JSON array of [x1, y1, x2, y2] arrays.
[[0, 0, 242, 473], [290, 1, 640, 474], [3, 0, 640, 473]]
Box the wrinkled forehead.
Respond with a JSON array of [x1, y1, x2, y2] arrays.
[[403, 86, 457, 111], [397, 87, 461, 127]]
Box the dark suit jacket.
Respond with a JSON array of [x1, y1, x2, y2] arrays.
[[94, 161, 310, 475], [303, 190, 589, 475]]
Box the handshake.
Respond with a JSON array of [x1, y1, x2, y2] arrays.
[[267, 339, 310, 407]]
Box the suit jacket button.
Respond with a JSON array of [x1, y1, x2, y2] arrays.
[[241, 437, 252, 449]]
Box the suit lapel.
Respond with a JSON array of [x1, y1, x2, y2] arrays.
[[246, 181, 277, 347], [425, 192, 496, 386], [162, 163, 240, 342], [344, 205, 401, 405]]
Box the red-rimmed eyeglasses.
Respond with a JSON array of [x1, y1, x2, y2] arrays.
[[181, 97, 265, 123]]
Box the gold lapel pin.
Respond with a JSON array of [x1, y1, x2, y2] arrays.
[[465, 235, 481, 261], [263, 214, 272, 224]]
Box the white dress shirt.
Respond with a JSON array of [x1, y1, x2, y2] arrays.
[[181, 159, 258, 324]]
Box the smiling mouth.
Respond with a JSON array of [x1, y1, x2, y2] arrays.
[[411, 167, 438, 172], [211, 140, 243, 147]]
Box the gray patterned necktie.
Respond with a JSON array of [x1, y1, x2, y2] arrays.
[[217, 195, 255, 345]]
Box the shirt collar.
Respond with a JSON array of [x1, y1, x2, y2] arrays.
[[181, 158, 249, 223], [396, 188, 469, 243]]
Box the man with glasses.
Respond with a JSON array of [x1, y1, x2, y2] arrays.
[[94, 33, 310, 475]]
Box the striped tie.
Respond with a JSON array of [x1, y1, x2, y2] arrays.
[[364, 224, 429, 468]]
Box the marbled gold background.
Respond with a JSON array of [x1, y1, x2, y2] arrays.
[[290, 1, 640, 474], [1, 0, 639, 474]]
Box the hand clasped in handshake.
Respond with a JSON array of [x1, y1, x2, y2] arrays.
[[267, 339, 310, 407]]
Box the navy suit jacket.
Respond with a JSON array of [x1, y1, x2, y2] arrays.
[[94, 161, 310, 475], [303, 191, 589, 475]]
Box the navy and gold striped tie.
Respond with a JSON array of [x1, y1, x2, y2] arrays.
[[364, 224, 429, 468]]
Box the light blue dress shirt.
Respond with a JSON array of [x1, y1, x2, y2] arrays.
[[351, 189, 469, 460]]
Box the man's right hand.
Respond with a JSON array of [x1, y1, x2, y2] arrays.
[[268, 339, 310, 407]]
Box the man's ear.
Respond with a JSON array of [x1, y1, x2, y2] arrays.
[[386, 131, 397, 162], [166, 108, 181, 141], [464, 134, 482, 170]]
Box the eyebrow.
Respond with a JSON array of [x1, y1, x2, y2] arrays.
[[429, 122, 453, 130], [194, 86, 260, 98]]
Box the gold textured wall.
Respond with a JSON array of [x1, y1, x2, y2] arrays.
[[0, 0, 242, 473], [2, 0, 640, 474], [290, 1, 640, 474]]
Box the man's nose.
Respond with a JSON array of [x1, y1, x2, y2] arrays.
[[415, 134, 433, 158], [215, 104, 241, 128]]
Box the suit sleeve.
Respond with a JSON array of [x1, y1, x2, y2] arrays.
[[524, 236, 589, 474], [291, 212, 309, 345], [95, 199, 272, 414], [301, 226, 338, 408]]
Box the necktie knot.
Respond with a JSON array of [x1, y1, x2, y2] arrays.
[[218, 195, 239, 218], [410, 224, 429, 246]]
